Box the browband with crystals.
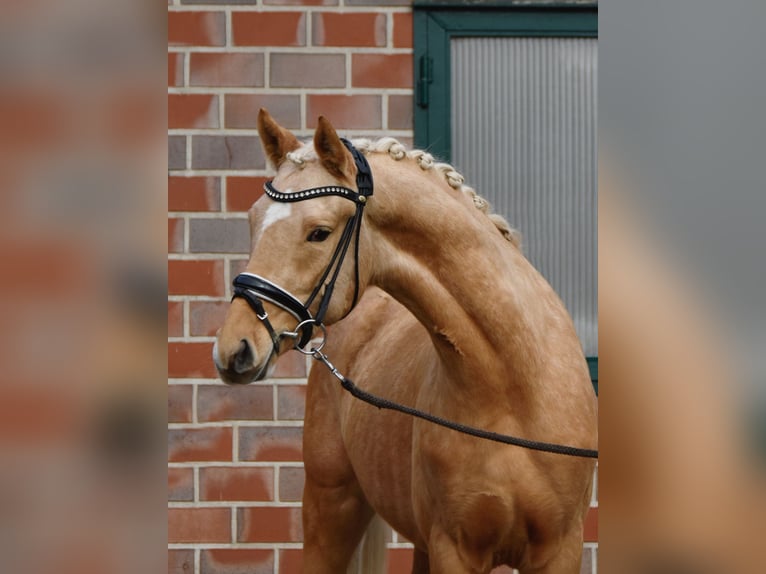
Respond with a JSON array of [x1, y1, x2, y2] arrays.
[[263, 138, 373, 205], [263, 181, 367, 204]]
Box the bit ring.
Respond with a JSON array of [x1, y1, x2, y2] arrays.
[[293, 319, 327, 354]]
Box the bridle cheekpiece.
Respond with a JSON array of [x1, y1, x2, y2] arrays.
[[232, 139, 373, 358]]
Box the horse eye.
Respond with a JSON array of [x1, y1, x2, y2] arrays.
[[307, 228, 331, 242]]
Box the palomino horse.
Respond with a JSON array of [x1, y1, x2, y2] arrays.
[[215, 110, 598, 573]]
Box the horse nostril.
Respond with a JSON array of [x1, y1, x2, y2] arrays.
[[232, 339, 254, 374]]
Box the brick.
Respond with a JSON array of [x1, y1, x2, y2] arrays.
[[0, 386, 75, 444], [168, 301, 184, 337], [0, 238, 91, 299], [184, 0, 257, 4], [387, 548, 414, 574], [201, 549, 274, 574], [189, 218, 250, 254], [169, 176, 221, 212], [307, 95, 381, 130], [277, 385, 306, 420], [393, 13, 413, 48], [352, 54, 413, 89], [278, 549, 303, 574], [225, 94, 300, 129], [169, 342, 219, 379], [229, 259, 249, 281], [169, 218, 184, 253], [168, 52, 184, 87], [108, 89, 160, 148], [270, 53, 345, 88], [584, 506, 598, 542], [169, 94, 219, 129], [168, 427, 233, 462], [239, 426, 303, 462], [168, 11, 226, 47], [233, 12, 306, 47], [312, 12, 386, 47], [278, 466, 305, 502], [397, 136, 414, 149], [168, 467, 194, 501], [237, 507, 303, 542], [190, 301, 229, 336], [591, 468, 598, 503], [388, 94, 413, 130], [190, 53, 265, 87], [346, 0, 410, 5], [168, 135, 186, 170], [168, 259, 224, 296], [168, 549, 194, 574], [200, 466, 274, 501], [266, 0, 336, 5], [1, 90, 68, 152], [272, 350, 307, 378], [226, 176, 267, 212], [168, 384, 193, 423], [197, 384, 274, 422], [192, 136, 265, 170], [168, 507, 231, 542]]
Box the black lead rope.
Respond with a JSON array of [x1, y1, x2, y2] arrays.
[[311, 350, 599, 459]]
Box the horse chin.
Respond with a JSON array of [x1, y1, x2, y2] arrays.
[[219, 353, 276, 385], [251, 355, 276, 382]]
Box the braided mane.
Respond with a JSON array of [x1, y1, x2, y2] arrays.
[[285, 138, 522, 248]]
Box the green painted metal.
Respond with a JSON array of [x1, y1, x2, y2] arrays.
[[587, 357, 598, 395], [413, 7, 597, 160], [414, 0, 597, 7]]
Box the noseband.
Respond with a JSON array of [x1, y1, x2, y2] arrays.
[[232, 139, 373, 355]]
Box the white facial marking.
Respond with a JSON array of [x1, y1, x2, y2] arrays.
[[258, 201, 292, 239], [212, 340, 223, 371]]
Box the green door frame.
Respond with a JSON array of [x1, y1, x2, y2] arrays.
[[413, 4, 597, 161], [413, 3, 598, 392]]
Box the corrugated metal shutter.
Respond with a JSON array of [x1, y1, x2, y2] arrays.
[[451, 37, 598, 356]]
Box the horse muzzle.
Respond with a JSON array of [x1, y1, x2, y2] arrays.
[[213, 332, 276, 385]]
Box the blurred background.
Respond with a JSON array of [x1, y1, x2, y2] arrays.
[[0, 0, 763, 572], [0, 0, 166, 573], [600, 0, 766, 571]]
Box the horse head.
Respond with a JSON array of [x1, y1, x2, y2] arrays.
[[214, 110, 372, 384]]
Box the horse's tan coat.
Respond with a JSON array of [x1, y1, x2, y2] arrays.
[[215, 111, 598, 573]]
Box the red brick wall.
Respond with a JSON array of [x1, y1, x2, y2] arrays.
[[168, 2, 597, 571], [168, 0, 414, 572]]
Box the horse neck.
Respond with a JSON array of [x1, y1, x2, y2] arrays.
[[364, 156, 565, 388]]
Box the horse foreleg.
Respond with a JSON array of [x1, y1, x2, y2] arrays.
[[301, 476, 374, 574]]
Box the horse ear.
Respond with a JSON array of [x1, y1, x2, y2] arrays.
[[257, 108, 301, 168], [314, 116, 353, 180]]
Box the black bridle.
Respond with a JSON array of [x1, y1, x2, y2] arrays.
[[232, 138, 373, 354], [230, 139, 598, 459]]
